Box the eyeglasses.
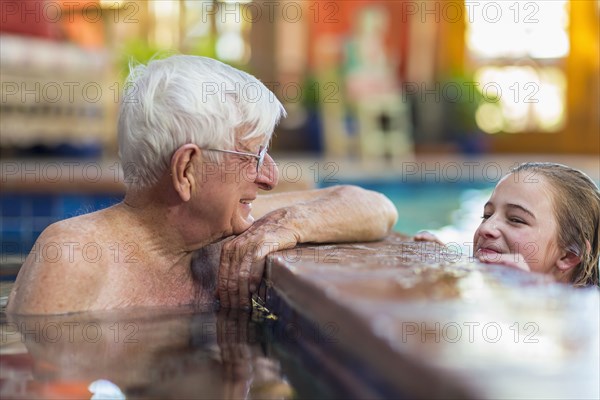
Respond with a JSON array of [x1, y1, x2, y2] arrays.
[[205, 146, 268, 174]]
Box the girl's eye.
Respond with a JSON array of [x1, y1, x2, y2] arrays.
[[481, 213, 492, 220], [509, 217, 525, 224]]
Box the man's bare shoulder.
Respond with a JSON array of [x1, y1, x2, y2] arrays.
[[29, 209, 117, 267], [6, 213, 110, 315]]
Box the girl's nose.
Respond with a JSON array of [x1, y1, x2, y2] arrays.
[[478, 217, 500, 238]]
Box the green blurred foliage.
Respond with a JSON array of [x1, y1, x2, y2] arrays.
[[116, 35, 250, 81]]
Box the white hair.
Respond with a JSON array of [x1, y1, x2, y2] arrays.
[[117, 55, 286, 189]]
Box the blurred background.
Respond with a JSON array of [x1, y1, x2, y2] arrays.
[[1, 0, 599, 263]]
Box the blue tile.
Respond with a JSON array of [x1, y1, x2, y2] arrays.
[[31, 195, 55, 217], [62, 195, 88, 217], [33, 217, 54, 234], [0, 217, 22, 231], [1, 232, 23, 252], [1, 239, 24, 255], [94, 195, 122, 210], [78, 197, 96, 215], [0, 194, 23, 217], [1, 193, 126, 260], [20, 238, 37, 255]]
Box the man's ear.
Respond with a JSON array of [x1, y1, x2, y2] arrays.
[[556, 250, 581, 272], [170, 144, 201, 202]]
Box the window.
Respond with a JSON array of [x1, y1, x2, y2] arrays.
[[465, 0, 569, 134]]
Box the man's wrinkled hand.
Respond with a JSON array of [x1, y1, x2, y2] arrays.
[[218, 209, 300, 309]]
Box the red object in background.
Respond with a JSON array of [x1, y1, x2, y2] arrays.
[[0, 0, 61, 39], [0, 0, 104, 48]]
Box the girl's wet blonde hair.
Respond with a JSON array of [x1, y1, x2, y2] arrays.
[[511, 162, 600, 287]]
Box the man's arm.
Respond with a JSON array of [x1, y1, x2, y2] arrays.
[[253, 185, 397, 242], [218, 185, 398, 308]]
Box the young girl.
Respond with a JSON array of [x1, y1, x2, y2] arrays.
[[415, 162, 600, 287]]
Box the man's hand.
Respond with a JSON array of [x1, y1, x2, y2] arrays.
[[217, 185, 398, 309], [218, 208, 300, 309]]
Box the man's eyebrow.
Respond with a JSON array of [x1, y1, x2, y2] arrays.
[[506, 203, 536, 219]]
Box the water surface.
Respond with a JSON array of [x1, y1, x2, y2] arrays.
[[0, 284, 302, 400]]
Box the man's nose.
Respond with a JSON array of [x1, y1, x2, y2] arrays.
[[255, 153, 278, 191]]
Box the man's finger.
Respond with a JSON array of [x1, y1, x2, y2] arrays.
[[228, 241, 254, 308], [227, 256, 240, 309], [238, 255, 253, 309], [219, 243, 234, 308], [248, 258, 266, 294], [235, 250, 255, 309]]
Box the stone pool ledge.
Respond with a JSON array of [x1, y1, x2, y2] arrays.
[[260, 233, 600, 399]]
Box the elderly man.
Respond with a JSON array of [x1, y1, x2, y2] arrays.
[[7, 55, 398, 314]]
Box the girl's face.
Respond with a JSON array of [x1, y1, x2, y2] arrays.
[[473, 173, 564, 275]]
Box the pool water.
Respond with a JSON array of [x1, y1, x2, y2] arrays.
[[0, 284, 342, 399], [321, 180, 494, 242]]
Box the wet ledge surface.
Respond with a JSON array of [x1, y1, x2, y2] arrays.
[[263, 233, 600, 399]]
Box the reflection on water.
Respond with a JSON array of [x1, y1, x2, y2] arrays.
[[0, 286, 295, 400]]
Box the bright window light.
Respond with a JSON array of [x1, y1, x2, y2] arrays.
[[466, 1, 569, 133], [466, 1, 569, 59], [474, 66, 566, 134]]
